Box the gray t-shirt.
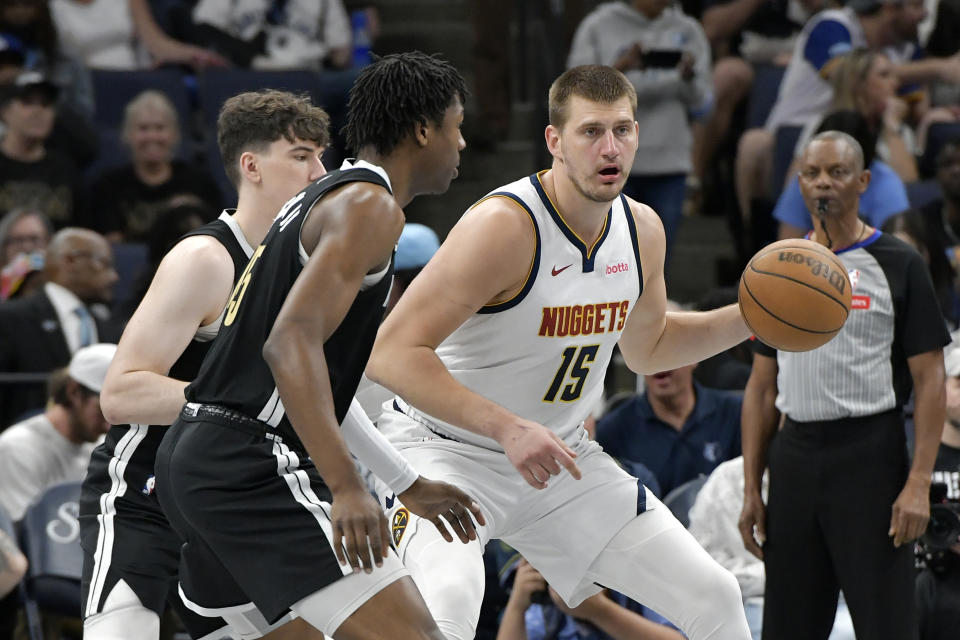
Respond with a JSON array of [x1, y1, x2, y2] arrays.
[[0, 413, 95, 520]]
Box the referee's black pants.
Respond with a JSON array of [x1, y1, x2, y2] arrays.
[[762, 410, 916, 640]]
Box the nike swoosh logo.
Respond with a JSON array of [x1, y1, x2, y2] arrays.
[[551, 264, 573, 276], [385, 494, 396, 509]]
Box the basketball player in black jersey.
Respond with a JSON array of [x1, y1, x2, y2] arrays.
[[82, 84, 480, 640], [154, 53, 482, 639], [79, 91, 331, 640]]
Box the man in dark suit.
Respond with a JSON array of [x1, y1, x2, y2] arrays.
[[0, 228, 119, 429]]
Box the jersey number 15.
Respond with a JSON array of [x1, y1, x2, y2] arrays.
[[224, 245, 265, 326], [544, 345, 599, 403]]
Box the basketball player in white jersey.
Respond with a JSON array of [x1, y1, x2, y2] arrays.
[[366, 65, 754, 640], [84, 90, 481, 640]]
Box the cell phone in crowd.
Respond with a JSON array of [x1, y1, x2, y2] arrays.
[[641, 49, 683, 68]]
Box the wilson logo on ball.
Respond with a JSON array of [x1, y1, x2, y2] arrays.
[[739, 239, 853, 352], [777, 251, 848, 295]]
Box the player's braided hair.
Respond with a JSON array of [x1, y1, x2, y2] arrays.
[[343, 52, 466, 156], [217, 90, 330, 188]]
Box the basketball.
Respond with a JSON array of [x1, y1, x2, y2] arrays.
[[738, 239, 852, 352]]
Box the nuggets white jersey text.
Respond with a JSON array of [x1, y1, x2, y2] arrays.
[[398, 171, 643, 449]]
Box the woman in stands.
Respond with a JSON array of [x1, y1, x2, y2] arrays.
[[774, 51, 921, 239], [829, 49, 919, 183], [87, 90, 222, 243]]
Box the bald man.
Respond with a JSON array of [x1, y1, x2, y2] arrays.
[[0, 227, 120, 429]]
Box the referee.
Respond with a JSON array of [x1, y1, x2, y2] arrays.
[[738, 131, 950, 640]]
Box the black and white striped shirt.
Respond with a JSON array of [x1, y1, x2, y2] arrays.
[[756, 231, 950, 422]]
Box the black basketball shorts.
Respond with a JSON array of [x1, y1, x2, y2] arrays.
[[155, 407, 353, 624]]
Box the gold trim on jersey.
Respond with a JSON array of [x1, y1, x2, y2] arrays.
[[474, 194, 540, 310], [535, 170, 609, 260]]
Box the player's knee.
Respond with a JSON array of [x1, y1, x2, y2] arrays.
[[416, 565, 483, 632], [406, 543, 483, 640], [683, 564, 745, 634]]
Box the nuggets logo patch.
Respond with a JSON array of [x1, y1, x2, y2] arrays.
[[392, 508, 410, 546]]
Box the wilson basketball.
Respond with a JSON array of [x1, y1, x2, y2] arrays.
[[738, 239, 852, 352]]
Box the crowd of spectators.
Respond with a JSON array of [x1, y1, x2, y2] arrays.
[[0, 0, 959, 639]]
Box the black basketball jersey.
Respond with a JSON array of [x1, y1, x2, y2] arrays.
[[186, 167, 393, 452], [80, 213, 252, 542], [169, 215, 253, 381]]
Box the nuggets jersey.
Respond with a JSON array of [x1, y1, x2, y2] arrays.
[[398, 171, 643, 450], [185, 163, 393, 452]]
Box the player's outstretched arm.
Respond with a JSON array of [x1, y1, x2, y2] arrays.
[[367, 197, 581, 489], [340, 397, 485, 542], [617, 200, 751, 375], [738, 351, 779, 559], [263, 183, 402, 574], [100, 237, 236, 426]]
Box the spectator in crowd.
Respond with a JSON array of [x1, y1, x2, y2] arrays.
[[688, 457, 856, 640], [0, 525, 26, 640], [915, 340, 960, 640], [0, 342, 115, 519], [0, 528, 25, 600], [187, 0, 353, 70], [0, 206, 50, 270], [496, 552, 685, 640], [49, 0, 226, 70], [0, 18, 98, 170], [740, 131, 948, 640], [775, 110, 909, 238], [0, 228, 119, 429], [794, 49, 919, 181], [882, 208, 958, 328], [0, 248, 44, 301], [0, 71, 83, 228], [566, 0, 712, 262], [596, 304, 743, 496], [826, 48, 917, 182], [694, 0, 831, 213], [735, 0, 927, 246], [0, 209, 49, 301], [0, 1, 94, 116], [702, 0, 828, 65], [921, 135, 960, 260], [88, 90, 221, 243]]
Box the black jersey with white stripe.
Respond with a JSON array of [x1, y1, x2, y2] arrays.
[[185, 167, 393, 452], [167, 216, 253, 380], [79, 213, 253, 562]]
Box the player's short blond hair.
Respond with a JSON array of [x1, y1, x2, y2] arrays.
[[548, 65, 637, 130]]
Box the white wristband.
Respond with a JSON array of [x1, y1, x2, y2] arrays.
[[341, 397, 418, 495]]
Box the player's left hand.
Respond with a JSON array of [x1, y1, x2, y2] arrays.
[[331, 486, 391, 573], [889, 478, 931, 547], [399, 477, 486, 543]]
